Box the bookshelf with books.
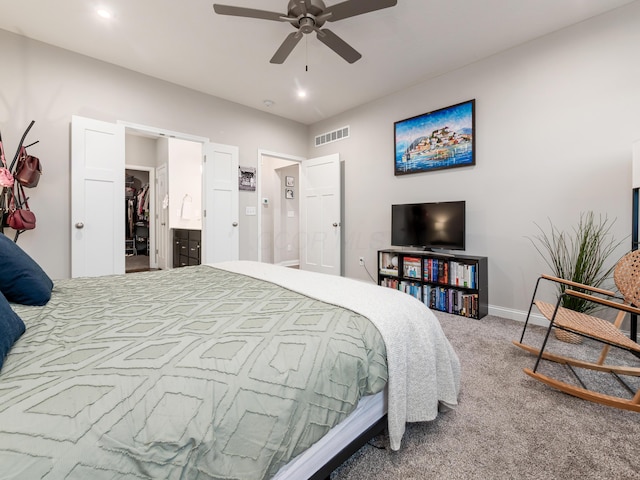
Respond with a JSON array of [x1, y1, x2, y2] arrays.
[[378, 249, 488, 319]]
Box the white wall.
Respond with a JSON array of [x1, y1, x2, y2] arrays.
[[275, 163, 300, 266], [260, 155, 299, 264], [308, 2, 640, 319], [167, 138, 202, 231], [0, 29, 308, 279], [125, 135, 157, 169], [3, 3, 640, 321]]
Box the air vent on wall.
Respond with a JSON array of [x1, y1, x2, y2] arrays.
[[315, 126, 350, 147]]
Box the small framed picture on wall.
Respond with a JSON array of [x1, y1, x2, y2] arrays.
[[285, 176, 294, 187], [285, 188, 294, 199]]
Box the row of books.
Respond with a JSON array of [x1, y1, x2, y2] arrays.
[[379, 279, 480, 318], [423, 259, 477, 288], [380, 278, 423, 299], [400, 280, 421, 300], [423, 285, 479, 318], [380, 278, 422, 301], [380, 277, 400, 289]]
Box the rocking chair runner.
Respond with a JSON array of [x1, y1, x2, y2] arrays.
[[513, 249, 640, 412]]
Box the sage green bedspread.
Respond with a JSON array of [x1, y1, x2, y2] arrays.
[[0, 265, 387, 479]]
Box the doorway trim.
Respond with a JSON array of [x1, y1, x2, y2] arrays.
[[120, 121, 210, 270], [257, 149, 306, 263], [118, 121, 209, 144]]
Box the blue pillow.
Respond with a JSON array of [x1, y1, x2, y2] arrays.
[[0, 233, 53, 306], [0, 290, 26, 371]]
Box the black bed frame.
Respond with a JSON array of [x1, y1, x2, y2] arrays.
[[308, 415, 388, 480]]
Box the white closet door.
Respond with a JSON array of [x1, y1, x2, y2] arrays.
[[202, 142, 239, 263], [71, 115, 125, 278], [299, 153, 341, 275]]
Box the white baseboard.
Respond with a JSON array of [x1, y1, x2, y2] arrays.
[[277, 260, 299, 268], [488, 304, 547, 327], [488, 304, 632, 336]]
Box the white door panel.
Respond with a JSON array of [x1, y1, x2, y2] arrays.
[[71, 116, 125, 278], [203, 143, 239, 263], [300, 153, 341, 275], [156, 164, 168, 270]]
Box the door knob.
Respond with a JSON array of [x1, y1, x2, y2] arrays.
[[232, 222, 238, 227], [333, 222, 340, 227], [75, 222, 84, 229]]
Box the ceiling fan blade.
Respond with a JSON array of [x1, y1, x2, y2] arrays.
[[320, 0, 397, 22], [213, 4, 285, 22], [270, 32, 303, 64], [316, 29, 362, 63]]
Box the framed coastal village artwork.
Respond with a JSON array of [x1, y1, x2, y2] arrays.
[[394, 99, 475, 175]]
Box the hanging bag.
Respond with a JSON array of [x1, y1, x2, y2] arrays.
[[15, 146, 42, 188], [5, 183, 36, 230]]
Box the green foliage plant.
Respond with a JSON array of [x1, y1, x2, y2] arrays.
[[529, 212, 624, 314]]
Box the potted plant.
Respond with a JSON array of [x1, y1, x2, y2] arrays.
[[529, 211, 625, 343]]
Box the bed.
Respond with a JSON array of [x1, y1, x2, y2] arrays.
[[0, 242, 460, 479]]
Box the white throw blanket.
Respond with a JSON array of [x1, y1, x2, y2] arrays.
[[212, 261, 461, 450]]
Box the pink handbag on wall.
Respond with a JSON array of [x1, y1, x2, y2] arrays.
[[0, 140, 14, 188]]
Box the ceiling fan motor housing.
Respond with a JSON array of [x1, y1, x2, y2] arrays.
[[288, 0, 326, 33]]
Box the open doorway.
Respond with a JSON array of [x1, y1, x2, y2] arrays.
[[125, 167, 152, 272], [259, 152, 343, 275], [124, 132, 157, 273], [259, 152, 303, 266], [124, 131, 203, 273]]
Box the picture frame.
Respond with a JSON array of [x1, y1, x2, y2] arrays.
[[394, 99, 475, 176], [285, 188, 294, 199], [285, 176, 294, 187], [238, 166, 256, 191]]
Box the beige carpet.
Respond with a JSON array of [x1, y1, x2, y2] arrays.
[[331, 312, 640, 480]]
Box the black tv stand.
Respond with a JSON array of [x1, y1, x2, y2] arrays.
[[378, 249, 488, 319], [423, 248, 455, 256]]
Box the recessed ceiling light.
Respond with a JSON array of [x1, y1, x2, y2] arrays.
[[97, 8, 112, 19], [263, 99, 274, 107], [297, 90, 307, 99]]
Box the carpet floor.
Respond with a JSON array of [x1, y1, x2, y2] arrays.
[[331, 312, 640, 480]]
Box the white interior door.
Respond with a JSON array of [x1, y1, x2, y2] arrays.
[[299, 153, 341, 275], [202, 142, 239, 263], [71, 115, 125, 278], [155, 164, 169, 269]]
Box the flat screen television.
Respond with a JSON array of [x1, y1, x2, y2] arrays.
[[391, 201, 466, 251]]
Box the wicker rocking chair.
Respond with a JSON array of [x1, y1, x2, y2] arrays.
[[513, 249, 640, 412]]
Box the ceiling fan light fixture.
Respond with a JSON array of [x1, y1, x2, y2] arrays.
[[96, 8, 112, 19]]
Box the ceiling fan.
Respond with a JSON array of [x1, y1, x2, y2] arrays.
[[212, 0, 398, 64]]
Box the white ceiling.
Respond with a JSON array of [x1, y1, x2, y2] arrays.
[[0, 0, 635, 125]]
